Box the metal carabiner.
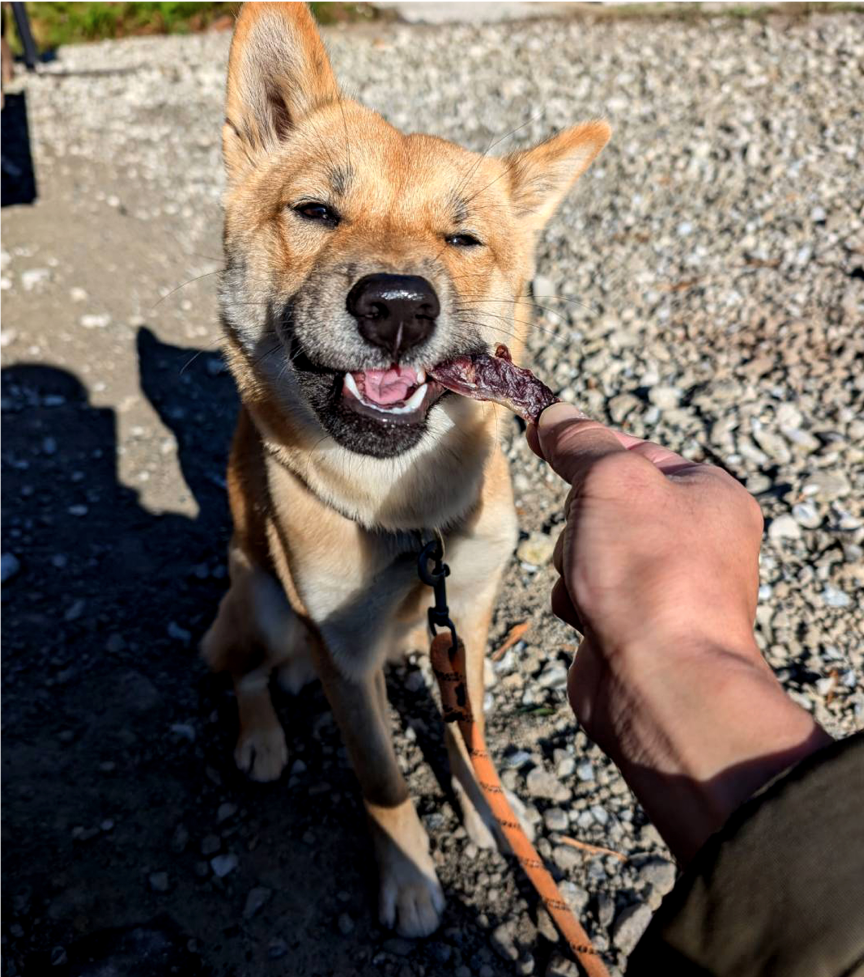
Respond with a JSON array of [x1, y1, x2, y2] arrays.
[[418, 538, 458, 650]]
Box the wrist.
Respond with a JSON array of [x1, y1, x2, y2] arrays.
[[587, 634, 832, 862]]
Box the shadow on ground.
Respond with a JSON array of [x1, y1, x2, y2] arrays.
[[1, 329, 525, 976], [1, 91, 37, 206]]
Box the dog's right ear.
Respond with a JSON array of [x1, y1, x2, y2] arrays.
[[223, 2, 339, 181]]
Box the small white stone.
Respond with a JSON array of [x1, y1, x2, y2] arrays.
[[792, 502, 821, 529], [516, 532, 555, 567], [802, 471, 850, 502], [80, 313, 112, 329], [647, 386, 681, 410], [590, 804, 609, 826], [638, 857, 677, 895], [776, 403, 804, 429], [149, 871, 170, 893], [537, 661, 568, 689], [821, 586, 850, 609], [752, 428, 791, 464], [532, 274, 556, 298], [210, 853, 238, 878], [543, 806, 570, 833], [612, 902, 653, 954], [1, 553, 21, 583], [21, 268, 50, 291], [167, 621, 191, 644], [768, 515, 801, 541]]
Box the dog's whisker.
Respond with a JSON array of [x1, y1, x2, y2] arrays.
[[338, 90, 353, 175], [450, 112, 544, 208], [454, 308, 575, 345], [462, 296, 596, 319], [457, 297, 571, 322], [178, 335, 226, 375], [151, 269, 223, 310], [454, 318, 575, 358], [462, 152, 524, 207]]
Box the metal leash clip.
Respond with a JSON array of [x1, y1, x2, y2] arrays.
[[418, 538, 458, 651]]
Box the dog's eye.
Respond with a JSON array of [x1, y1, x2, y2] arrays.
[[294, 202, 340, 226], [445, 233, 483, 248]]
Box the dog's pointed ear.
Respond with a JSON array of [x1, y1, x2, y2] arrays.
[[223, 2, 339, 180], [504, 120, 611, 233]]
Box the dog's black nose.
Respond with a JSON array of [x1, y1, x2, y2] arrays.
[[347, 273, 439, 360]]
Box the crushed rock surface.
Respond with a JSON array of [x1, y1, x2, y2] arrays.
[[2, 11, 862, 977]]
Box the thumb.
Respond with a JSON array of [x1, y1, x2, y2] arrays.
[[536, 403, 626, 486]]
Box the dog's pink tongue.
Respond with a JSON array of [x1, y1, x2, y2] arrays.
[[360, 366, 419, 405]]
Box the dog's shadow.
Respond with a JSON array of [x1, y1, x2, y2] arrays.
[[2, 327, 532, 976]]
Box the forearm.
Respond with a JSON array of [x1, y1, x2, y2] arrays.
[[591, 637, 833, 863]]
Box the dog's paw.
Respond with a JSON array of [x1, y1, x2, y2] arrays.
[[368, 798, 445, 937], [234, 725, 288, 782], [366, 800, 444, 939], [379, 863, 445, 938]]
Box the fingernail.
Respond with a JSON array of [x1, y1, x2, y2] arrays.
[[538, 402, 587, 431]]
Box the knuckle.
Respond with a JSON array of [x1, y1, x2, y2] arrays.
[[744, 491, 765, 534], [707, 470, 764, 537], [586, 449, 658, 494]]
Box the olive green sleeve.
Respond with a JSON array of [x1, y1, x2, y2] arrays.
[[627, 732, 864, 977]]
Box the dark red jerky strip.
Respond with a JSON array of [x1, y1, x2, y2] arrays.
[[430, 344, 561, 423]]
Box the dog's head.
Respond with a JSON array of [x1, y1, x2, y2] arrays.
[[221, 2, 609, 460]]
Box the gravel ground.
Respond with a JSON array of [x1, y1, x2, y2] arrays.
[[2, 10, 863, 977]]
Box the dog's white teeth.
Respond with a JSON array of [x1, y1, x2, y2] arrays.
[[416, 368, 427, 385], [346, 375, 428, 415], [403, 383, 428, 411], [344, 372, 361, 399]]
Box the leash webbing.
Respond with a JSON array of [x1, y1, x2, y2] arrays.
[[429, 631, 611, 977]]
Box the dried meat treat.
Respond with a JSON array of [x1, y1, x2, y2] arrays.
[[430, 344, 574, 424]]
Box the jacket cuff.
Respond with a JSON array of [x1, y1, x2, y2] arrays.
[[627, 732, 864, 977]]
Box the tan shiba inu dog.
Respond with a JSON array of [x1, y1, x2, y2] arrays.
[[202, 1, 609, 937]]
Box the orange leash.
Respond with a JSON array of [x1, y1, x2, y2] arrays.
[[430, 631, 610, 977]]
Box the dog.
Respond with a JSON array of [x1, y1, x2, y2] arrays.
[[202, 1, 610, 938]]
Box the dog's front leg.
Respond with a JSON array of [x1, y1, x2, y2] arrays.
[[314, 648, 444, 937]]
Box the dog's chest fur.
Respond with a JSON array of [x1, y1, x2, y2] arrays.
[[262, 443, 517, 680]]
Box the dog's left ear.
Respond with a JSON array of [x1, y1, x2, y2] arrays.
[[223, 2, 340, 180], [505, 120, 611, 233]]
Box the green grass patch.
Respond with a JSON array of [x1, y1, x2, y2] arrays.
[[7, 2, 379, 53]]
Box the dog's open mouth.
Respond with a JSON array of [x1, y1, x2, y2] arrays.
[[342, 365, 445, 424]]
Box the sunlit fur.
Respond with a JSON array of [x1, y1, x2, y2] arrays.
[[204, 1, 610, 938]]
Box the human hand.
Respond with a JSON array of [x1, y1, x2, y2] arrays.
[[529, 404, 831, 861]]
